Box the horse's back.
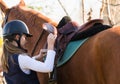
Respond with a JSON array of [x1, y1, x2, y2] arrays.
[[57, 26, 120, 84]]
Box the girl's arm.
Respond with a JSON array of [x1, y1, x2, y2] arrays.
[[18, 50, 56, 73]]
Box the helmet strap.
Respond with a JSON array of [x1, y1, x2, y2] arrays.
[[13, 34, 27, 53]]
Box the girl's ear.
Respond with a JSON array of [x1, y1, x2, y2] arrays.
[[15, 35, 20, 40]]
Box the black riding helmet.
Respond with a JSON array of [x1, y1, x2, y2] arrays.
[[2, 20, 32, 51], [2, 20, 32, 37]]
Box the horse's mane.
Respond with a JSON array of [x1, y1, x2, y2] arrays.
[[9, 5, 57, 28]]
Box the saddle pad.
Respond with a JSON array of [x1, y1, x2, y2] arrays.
[[57, 38, 88, 67]]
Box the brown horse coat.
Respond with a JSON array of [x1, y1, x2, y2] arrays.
[[1, 0, 120, 84]]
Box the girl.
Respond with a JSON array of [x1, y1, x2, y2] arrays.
[[1, 20, 57, 84]]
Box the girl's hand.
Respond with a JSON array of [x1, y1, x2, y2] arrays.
[[47, 33, 57, 50]]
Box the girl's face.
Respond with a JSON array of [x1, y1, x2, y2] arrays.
[[20, 34, 27, 48]]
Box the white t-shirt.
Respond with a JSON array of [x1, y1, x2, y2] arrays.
[[18, 50, 56, 74]]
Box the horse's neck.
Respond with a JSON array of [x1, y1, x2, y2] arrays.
[[17, 6, 57, 26]]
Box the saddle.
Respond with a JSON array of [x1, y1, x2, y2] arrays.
[[56, 19, 111, 59]]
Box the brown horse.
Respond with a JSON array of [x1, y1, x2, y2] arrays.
[[1, 0, 120, 84]]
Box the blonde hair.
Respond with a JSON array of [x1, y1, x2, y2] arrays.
[[1, 36, 26, 73]]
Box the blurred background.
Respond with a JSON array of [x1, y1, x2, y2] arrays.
[[0, 0, 120, 83]]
